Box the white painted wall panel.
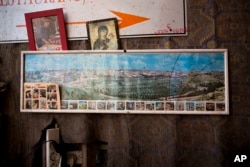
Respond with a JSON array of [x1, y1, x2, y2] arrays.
[[0, 0, 187, 43]]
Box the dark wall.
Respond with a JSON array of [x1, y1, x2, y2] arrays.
[[0, 0, 250, 166]]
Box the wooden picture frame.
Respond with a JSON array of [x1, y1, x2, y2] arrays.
[[86, 18, 120, 50], [20, 49, 229, 114], [25, 8, 68, 51]]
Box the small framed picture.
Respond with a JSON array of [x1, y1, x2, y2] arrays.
[[86, 18, 120, 50], [25, 8, 68, 51]]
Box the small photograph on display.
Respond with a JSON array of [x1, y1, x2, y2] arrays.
[[165, 102, 175, 111], [88, 101, 96, 110], [216, 103, 225, 111], [126, 102, 135, 110], [97, 101, 106, 110], [79, 101, 87, 110], [156, 102, 164, 110], [136, 102, 145, 110], [176, 102, 184, 111], [69, 101, 78, 109], [145, 102, 155, 110], [206, 102, 215, 111], [186, 102, 195, 111], [107, 102, 116, 110], [116, 102, 125, 110], [196, 102, 205, 111]]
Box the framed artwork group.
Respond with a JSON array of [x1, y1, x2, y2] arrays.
[[23, 9, 229, 115], [25, 9, 120, 50]]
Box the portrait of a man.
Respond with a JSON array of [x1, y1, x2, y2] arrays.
[[32, 16, 61, 50]]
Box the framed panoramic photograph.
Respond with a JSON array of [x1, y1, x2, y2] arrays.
[[20, 49, 229, 115], [86, 18, 120, 50], [25, 8, 68, 51]]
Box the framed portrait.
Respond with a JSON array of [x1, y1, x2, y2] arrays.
[[25, 8, 68, 51], [86, 18, 120, 50]]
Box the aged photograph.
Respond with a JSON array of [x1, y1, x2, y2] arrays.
[[25, 8, 68, 51]]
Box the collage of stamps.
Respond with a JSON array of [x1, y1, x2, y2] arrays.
[[23, 83, 60, 110]]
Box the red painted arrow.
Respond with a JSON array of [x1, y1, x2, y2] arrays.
[[110, 10, 150, 29]]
